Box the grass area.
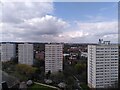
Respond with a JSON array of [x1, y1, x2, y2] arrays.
[[28, 83, 58, 90]]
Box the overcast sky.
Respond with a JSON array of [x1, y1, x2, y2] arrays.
[[0, 1, 118, 43]]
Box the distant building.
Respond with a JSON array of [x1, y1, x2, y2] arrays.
[[45, 43, 63, 73], [63, 53, 70, 57], [35, 51, 44, 60], [1, 43, 16, 62], [68, 47, 79, 60], [18, 43, 33, 65], [81, 52, 88, 58], [79, 47, 87, 52], [69, 52, 78, 60], [88, 39, 118, 88], [68, 47, 79, 52]]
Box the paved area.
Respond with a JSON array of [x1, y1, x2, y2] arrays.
[[35, 82, 60, 90]]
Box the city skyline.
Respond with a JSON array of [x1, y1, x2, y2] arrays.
[[0, 2, 118, 43], [0, 39, 119, 89]]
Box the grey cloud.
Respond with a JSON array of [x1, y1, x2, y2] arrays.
[[1, 2, 118, 43], [13, 15, 68, 36], [1, 14, 69, 42], [2, 2, 53, 23], [95, 32, 118, 37]]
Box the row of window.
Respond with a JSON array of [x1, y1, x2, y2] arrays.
[[96, 56, 118, 58], [96, 62, 118, 64], [96, 68, 118, 72], [96, 54, 118, 55], [97, 48, 118, 50], [96, 51, 118, 52]]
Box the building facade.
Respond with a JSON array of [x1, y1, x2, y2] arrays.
[[45, 43, 63, 73], [0, 44, 1, 61], [18, 43, 33, 65], [1, 43, 16, 62], [88, 40, 118, 88], [81, 52, 88, 58]]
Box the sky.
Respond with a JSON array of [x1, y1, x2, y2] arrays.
[[0, 1, 118, 43]]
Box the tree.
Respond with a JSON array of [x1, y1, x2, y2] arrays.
[[10, 57, 18, 64], [74, 63, 85, 74], [33, 59, 45, 68], [66, 76, 75, 90], [46, 70, 51, 79], [57, 71, 64, 81], [50, 71, 65, 83], [2, 61, 16, 73], [16, 64, 37, 78]]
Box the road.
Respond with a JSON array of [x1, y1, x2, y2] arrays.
[[73, 75, 83, 90], [64, 61, 83, 90], [35, 82, 61, 90]]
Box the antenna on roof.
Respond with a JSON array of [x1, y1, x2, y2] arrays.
[[98, 39, 103, 44]]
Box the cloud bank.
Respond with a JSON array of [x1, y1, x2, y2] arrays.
[[1, 2, 118, 43]]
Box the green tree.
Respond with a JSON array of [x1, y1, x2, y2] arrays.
[[16, 64, 37, 78], [66, 76, 75, 90], [46, 70, 51, 79], [74, 63, 85, 74], [50, 71, 65, 83], [33, 59, 45, 68]]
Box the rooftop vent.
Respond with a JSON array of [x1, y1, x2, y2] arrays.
[[98, 39, 110, 45]]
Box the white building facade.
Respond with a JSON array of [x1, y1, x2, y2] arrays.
[[1, 43, 16, 62], [45, 43, 63, 73], [18, 43, 33, 65], [0, 44, 1, 61], [81, 52, 88, 58], [88, 40, 118, 88]]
